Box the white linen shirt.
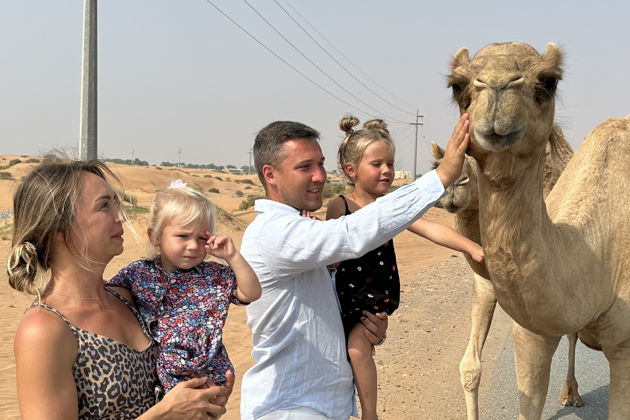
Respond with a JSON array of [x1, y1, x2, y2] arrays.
[[240, 170, 445, 420]]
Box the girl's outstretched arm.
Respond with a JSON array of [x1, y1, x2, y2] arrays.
[[206, 234, 261, 303], [407, 218, 484, 263]]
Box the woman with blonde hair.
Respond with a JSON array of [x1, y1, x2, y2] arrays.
[[8, 159, 232, 420]]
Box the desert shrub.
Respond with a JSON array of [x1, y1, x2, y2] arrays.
[[156, 167, 163, 170], [239, 195, 262, 211], [0, 159, 21, 170], [215, 176, 223, 181], [204, 174, 213, 178], [116, 190, 138, 206], [0, 172, 14, 180], [208, 187, 220, 194], [25, 158, 40, 163], [0, 221, 13, 241], [323, 182, 345, 199], [235, 179, 254, 185], [124, 205, 149, 216], [244, 186, 252, 190], [235, 190, 244, 197]]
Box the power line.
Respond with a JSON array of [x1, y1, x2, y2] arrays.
[[203, 0, 383, 118], [241, 0, 407, 124], [280, 0, 415, 111], [273, 0, 414, 118]]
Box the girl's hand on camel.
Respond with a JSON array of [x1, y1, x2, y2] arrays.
[[436, 113, 470, 188], [470, 244, 485, 263]]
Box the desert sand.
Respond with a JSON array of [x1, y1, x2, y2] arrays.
[[0, 155, 511, 419]]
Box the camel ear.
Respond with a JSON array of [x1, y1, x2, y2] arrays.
[[431, 141, 445, 160], [451, 47, 470, 71], [543, 42, 564, 69]]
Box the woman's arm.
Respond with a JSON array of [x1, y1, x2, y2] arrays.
[[206, 235, 261, 303], [408, 218, 484, 262], [15, 309, 79, 420]]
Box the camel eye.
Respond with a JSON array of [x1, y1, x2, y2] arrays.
[[451, 84, 462, 95], [535, 76, 559, 104], [543, 77, 558, 92]]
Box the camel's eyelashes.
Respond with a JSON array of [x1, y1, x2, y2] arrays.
[[451, 84, 463, 95], [543, 76, 558, 92], [534, 76, 558, 104]]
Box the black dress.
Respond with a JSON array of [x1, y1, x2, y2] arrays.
[[334, 195, 400, 337]]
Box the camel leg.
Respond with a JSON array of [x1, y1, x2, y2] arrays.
[[460, 273, 496, 420], [603, 340, 630, 420], [512, 323, 560, 420], [557, 333, 583, 406]]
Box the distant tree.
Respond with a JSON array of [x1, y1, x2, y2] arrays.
[[241, 165, 255, 174]]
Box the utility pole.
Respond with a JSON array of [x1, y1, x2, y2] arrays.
[[409, 110, 424, 179], [248, 148, 253, 175], [131, 150, 135, 165], [177, 148, 182, 168], [79, 0, 98, 161]]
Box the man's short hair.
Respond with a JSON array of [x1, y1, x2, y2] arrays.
[[253, 121, 320, 187]]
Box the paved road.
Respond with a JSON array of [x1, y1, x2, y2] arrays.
[[482, 328, 609, 419]]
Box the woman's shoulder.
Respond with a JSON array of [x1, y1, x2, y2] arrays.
[[16, 305, 77, 356]]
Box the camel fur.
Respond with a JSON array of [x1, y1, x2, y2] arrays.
[[447, 41, 630, 419], [431, 131, 580, 419]]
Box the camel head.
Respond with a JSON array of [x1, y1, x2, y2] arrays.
[[448, 42, 564, 162], [431, 141, 479, 213]]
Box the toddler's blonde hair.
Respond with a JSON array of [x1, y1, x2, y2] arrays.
[[148, 184, 216, 248]]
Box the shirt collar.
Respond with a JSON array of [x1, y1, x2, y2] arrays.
[[149, 255, 203, 275], [254, 198, 301, 215]]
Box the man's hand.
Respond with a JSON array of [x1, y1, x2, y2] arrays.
[[435, 113, 470, 187], [360, 311, 388, 345]]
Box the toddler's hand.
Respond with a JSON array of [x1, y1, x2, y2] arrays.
[[205, 233, 237, 261]]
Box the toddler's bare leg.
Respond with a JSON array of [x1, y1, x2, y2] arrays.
[[348, 323, 378, 420]]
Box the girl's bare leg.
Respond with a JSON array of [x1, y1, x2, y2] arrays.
[[348, 322, 378, 420]]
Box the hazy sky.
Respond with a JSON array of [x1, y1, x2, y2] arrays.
[[2, 1, 628, 174]]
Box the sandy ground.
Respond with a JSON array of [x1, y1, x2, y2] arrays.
[[0, 156, 512, 419]]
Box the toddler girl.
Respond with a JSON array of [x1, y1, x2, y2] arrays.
[[327, 117, 483, 420], [109, 180, 260, 393]]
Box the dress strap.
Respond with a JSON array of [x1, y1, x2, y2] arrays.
[[339, 195, 352, 215], [28, 302, 81, 337]]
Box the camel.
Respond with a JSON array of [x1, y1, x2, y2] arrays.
[[431, 134, 581, 420], [446, 41, 630, 419]]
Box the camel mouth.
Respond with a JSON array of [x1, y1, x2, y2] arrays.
[[473, 127, 525, 152], [443, 204, 463, 214]]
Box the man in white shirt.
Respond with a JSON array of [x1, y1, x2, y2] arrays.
[[240, 115, 470, 420]]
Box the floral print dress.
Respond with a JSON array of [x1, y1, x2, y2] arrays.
[[109, 257, 243, 392]]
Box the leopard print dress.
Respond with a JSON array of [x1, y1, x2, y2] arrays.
[[31, 287, 159, 419]]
